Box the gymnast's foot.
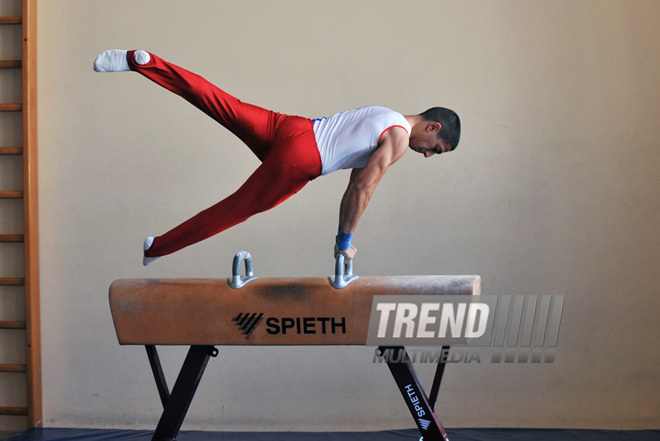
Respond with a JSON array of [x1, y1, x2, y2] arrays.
[[93, 49, 128, 72], [93, 49, 150, 72], [143, 236, 161, 266]]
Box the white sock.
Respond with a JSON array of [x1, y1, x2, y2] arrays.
[[143, 236, 161, 266], [93, 49, 129, 72], [134, 50, 150, 65]]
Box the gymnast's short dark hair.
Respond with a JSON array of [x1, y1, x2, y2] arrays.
[[420, 107, 461, 151]]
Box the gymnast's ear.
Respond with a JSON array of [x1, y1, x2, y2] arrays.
[[426, 122, 442, 133]]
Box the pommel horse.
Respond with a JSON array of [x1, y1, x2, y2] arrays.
[[109, 253, 481, 441]]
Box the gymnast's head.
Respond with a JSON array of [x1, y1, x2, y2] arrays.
[[407, 107, 461, 158]]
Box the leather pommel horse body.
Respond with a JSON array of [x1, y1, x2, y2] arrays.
[[109, 255, 480, 441]]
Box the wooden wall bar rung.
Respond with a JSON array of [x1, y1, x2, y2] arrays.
[[0, 321, 26, 330], [0, 147, 23, 155], [0, 60, 22, 68], [0, 364, 27, 373], [0, 407, 28, 416], [0, 103, 22, 111], [0, 16, 22, 24], [0, 234, 24, 243], [0, 278, 25, 286], [0, 191, 24, 199]]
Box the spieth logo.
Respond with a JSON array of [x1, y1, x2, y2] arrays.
[[418, 418, 431, 431], [232, 312, 264, 337], [232, 313, 347, 338], [405, 384, 426, 419]]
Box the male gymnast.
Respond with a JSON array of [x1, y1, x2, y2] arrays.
[[94, 50, 461, 266]]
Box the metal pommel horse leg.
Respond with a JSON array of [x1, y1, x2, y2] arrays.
[[379, 346, 449, 441], [150, 345, 217, 441]]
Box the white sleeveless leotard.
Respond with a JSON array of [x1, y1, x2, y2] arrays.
[[313, 106, 411, 175]]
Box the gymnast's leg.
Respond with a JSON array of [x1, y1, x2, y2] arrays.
[[143, 122, 321, 260], [94, 49, 279, 160], [95, 50, 321, 264]]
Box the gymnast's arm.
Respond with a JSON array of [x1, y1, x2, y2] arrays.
[[336, 127, 409, 260]]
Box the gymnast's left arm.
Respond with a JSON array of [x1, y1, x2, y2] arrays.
[[335, 127, 409, 260]]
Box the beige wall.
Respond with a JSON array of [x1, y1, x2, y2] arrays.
[[33, 0, 659, 431]]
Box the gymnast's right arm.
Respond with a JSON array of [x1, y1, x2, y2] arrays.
[[335, 127, 409, 261]]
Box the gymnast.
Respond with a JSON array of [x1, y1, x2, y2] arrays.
[[93, 50, 461, 266]]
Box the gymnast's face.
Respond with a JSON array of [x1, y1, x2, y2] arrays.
[[409, 123, 451, 158]]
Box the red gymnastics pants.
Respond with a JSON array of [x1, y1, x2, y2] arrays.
[[127, 51, 323, 258]]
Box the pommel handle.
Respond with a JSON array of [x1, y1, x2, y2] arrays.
[[330, 254, 359, 289], [229, 251, 257, 289]]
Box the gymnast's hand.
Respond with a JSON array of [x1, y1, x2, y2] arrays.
[[335, 243, 357, 262]]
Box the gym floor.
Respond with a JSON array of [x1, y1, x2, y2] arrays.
[[6, 428, 660, 441]]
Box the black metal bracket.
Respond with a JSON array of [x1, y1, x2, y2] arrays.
[[144, 345, 449, 441], [378, 346, 450, 441], [428, 346, 451, 411], [147, 345, 215, 441], [145, 345, 170, 408]]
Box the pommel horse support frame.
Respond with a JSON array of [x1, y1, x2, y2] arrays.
[[109, 253, 481, 441]]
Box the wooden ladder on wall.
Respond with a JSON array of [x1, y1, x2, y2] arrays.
[[0, 0, 41, 433]]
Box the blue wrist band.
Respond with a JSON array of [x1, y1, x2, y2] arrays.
[[336, 229, 353, 251]]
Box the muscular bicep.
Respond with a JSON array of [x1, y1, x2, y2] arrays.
[[338, 127, 408, 234], [351, 126, 409, 189]]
